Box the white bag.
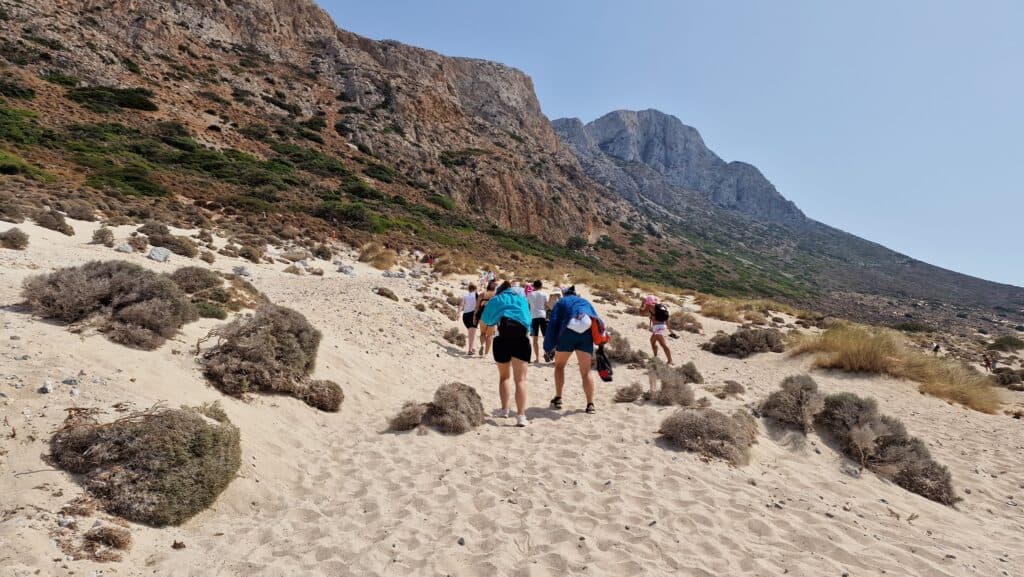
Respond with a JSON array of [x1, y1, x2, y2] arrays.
[[567, 315, 592, 334]]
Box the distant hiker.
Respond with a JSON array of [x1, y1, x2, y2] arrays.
[[931, 342, 941, 355], [527, 280, 549, 363], [544, 285, 604, 414], [650, 301, 674, 364], [476, 280, 498, 357], [458, 283, 480, 356], [641, 294, 659, 318], [481, 281, 533, 427], [982, 354, 992, 372]]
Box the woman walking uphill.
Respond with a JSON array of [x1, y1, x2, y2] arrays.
[[544, 286, 604, 414], [481, 281, 533, 427], [458, 283, 480, 356]]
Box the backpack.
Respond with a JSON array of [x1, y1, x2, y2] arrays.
[[590, 316, 610, 346], [596, 345, 613, 382], [653, 303, 670, 323]]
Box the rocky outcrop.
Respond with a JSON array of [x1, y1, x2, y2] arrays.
[[554, 110, 804, 223]]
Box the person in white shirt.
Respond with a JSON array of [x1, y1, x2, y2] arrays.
[[458, 283, 480, 355], [527, 280, 549, 363]]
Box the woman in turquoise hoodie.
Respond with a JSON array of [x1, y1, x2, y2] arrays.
[[481, 281, 534, 427]]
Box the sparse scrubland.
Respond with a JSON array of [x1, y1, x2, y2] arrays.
[[790, 324, 1000, 412], [387, 382, 485, 434], [759, 375, 824, 432], [0, 226, 28, 249], [702, 327, 785, 358], [657, 408, 758, 465]]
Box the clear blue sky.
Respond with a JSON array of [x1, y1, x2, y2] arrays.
[[322, 0, 1023, 287]]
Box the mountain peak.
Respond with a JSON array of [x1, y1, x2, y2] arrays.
[[555, 109, 804, 223]]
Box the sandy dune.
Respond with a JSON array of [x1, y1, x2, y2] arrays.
[[2, 219, 1022, 577]]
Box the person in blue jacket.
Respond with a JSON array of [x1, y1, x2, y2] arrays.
[[481, 281, 534, 427], [543, 285, 603, 414]]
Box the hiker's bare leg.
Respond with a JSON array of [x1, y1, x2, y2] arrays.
[[554, 351, 572, 397], [650, 334, 659, 358], [532, 334, 541, 362], [497, 361, 511, 411], [512, 358, 528, 416], [576, 350, 595, 404], [467, 327, 477, 354], [655, 335, 673, 364]]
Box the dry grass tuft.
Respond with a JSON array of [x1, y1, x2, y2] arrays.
[[791, 324, 1000, 413], [657, 408, 758, 465], [22, 260, 197, 349], [711, 380, 746, 399], [645, 359, 701, 406], [1, 227, 28, 249], [759, 375, 824, 432], [702, 328, 784, 358], [816, 392, 959, 505], [668, 311, 702, 333], [417, 382, 485, 434], [443, 327, 467, 347], [84, 525, 132, 550], [90, 227, 115, 247], [301, 379, 344, 412], [359, 242, 397, 270], [605, 328, 648, 366], [614, 382, 644, 403], [696, 296, 742, 322], [49, 404, 241, 526]]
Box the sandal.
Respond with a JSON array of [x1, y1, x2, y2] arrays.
[[585, 403, 596, 414], [549, 396, 562, 410]]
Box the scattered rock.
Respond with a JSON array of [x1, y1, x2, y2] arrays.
[[172, 540, 186, 550], [457, 537, 465, 546], [309, 268, 324, 276], [337, 264, 356, 276], [114, 243, 133, 253], [376, 287, 399, 301], [232, 266, 251, 277], [39, 379, 56, 394], [62, 377, 78, 386], [383, 271, 406, 278], [148, 247, 172, 262]]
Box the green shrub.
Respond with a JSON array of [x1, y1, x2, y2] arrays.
[[40, 72, 80, 87], [427, 194, 454, 210], [271, 142, 350, 177], [194, 301, 228, 320], [0, 76, 35, 99], [67, 86, 158, 113], [893, 321, 933, 333], [49, 403, 241, 526], [989, 335, 1024, 352], [0, 148, 45, 178], [439, 148, 486, 167], [363, 162, 398, 183], [86, 163, 167, 197]]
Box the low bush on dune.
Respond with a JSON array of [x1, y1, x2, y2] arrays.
[[605, 328, 648, 366], [149, 233, 199, 258], [169, 266, 222, 293], [791, 324, 1000, 413], [1, 227, 28, 249], [386, 383, 485, 434], [90, 227, 115, 246], [35, 209, 75, 235], [759, 375, 824, 432], [614, 382, 644, 403], [702, 328, 784, 358], [202, 304, 342, 412], [815, 393, 959, 505], [644, 358, 703, 406], [668, 311, 702, 333], [49, 403, 241, 526], [358, 242, 397, 270], [744, 311, 768, 325], [22, 260, 197, 349], [988, 335, 1024, 352], [81, 525, 133, 561], [443, 326, 466, 347], [710, 380, 746, 399], [657, 408, 758, 465]]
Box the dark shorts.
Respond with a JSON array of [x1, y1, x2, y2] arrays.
[[462, 312, 478, 328], [555, 329, 594, 355], [530, 317, 547, 337], [493, 319, 531, 363]]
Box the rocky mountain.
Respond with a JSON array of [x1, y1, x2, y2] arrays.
[[554, 110, 803, 223], [0, 0, 1021, 331]]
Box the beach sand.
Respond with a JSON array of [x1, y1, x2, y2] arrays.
[[2, 219, 1022, 576]]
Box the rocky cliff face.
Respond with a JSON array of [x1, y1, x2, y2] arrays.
[[554, 110, 804, 223]]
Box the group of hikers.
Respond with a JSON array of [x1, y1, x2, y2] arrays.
[[456, 273, 676, 427]]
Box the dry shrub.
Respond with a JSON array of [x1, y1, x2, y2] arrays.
[[993, 369, 1023, 388], [200, 250, 216, 264], [614, 382, 644, 403], [657, 408, 758, 465], [791, 324, 1000, 413], [0, 199, 25, 223], [358, 242, 397, 270], [283, 264, 304, 275], [668, 311, 702, 333], [149, 234, 199, 257], [49, 404, 241, 526], [301, 379, 344, 412], [759, 375, 824, 432], [697, 297, 741, 322], [137, 222, 169, 236], [816, 392, 958, 505], [420, 382, 485, 434], [376, 287, 398, 301], [22, 260, 197, 349], [646, 359, 699, 406], [169, 266, 222, 293], [64, 203, 97, 222], [702, 328, 784, 358], [744, 311, 768, 325], [203, 304, 331, 405], [91, 227, 115, 246], [443, 326, 467, 347], [1, 227, 28, 249], [711, 380, 746, 399], [605, 328, 648, 366], [239, 244, 263, 263], [128, 234, 148, 252], [35, 209, 75, 235], [387, 402, 429, 431], [84, 525, 132, 550]]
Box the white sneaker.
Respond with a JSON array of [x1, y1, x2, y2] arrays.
[[495, 408, 510, 419], [516, 415, 529, 427]]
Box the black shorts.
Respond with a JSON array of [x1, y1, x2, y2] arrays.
[[462, 312, 478, 328], [530, 317, 547, 337], [493, 318, 531, 363]]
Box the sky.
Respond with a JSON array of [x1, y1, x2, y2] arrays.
[[322, 0, 1023, 287]]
